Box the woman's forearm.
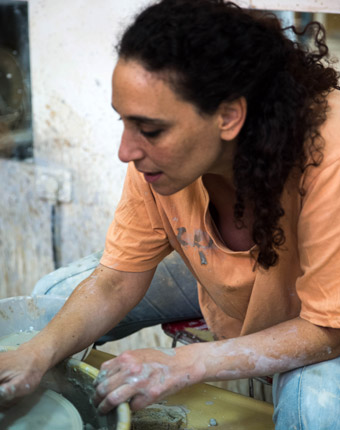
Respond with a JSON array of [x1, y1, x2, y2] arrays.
[[187, 317, 340, 382]]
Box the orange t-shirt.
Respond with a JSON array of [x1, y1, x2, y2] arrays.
[[101, 90, 340, 340]]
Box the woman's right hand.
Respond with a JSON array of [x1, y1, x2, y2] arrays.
[[0, 346, 47, 407]]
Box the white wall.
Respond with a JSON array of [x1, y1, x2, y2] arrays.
[[246, 0, 339, 13]]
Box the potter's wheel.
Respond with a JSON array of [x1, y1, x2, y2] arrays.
[[0, 353, 129, 430], [0, 386, 83, 429]]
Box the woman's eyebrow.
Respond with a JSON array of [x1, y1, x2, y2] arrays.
[[111, 104, 171, 126]]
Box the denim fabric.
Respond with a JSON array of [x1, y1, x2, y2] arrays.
[[273, 357, 340, 429], [33, 251, 340, 428], [33, 251, 104, 298]]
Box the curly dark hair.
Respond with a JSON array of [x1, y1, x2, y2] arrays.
[[117, 0, 339, 269]]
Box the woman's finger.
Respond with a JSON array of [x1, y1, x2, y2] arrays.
[[97, 383, 136, 414]]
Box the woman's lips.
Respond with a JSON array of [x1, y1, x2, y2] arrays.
[[143, 172, 163, 183]]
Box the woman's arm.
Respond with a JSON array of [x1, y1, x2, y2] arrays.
[[93, 316, 340, 412], [0, 264, 155, 404]]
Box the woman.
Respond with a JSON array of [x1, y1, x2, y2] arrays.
[[1, 1, 340, 428]]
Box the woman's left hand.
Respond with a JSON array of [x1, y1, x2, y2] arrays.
[[92, 346, 205, 412]]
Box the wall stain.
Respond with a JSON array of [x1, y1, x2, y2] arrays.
[[0, 310, 9, 321]]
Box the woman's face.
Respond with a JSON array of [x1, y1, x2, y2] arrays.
[[112, 59, 235, 196]]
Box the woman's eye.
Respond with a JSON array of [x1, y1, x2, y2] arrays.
[[140, 129, 163, 138]]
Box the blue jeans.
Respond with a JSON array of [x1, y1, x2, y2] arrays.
[[273, 360, 340, 429], [33, 251, 340, 429]]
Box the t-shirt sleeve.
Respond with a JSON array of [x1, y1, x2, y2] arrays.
[[297, 158, 340, 328], [100, 163, 173, 271]]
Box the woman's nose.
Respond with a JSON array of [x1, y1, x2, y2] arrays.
[[118, 129, 144, 163]]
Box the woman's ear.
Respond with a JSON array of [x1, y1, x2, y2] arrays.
[[218, 97, 247, 141]]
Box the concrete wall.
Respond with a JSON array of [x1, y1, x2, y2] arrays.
[[0, 0, 152, 300], [0, 159, 54, 297]]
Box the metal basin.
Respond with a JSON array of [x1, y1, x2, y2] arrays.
[[0, 295, 91, 360]]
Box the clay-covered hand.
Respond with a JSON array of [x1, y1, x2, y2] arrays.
[[0, 346, 46, 407], [93, 346, 205, 413]]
